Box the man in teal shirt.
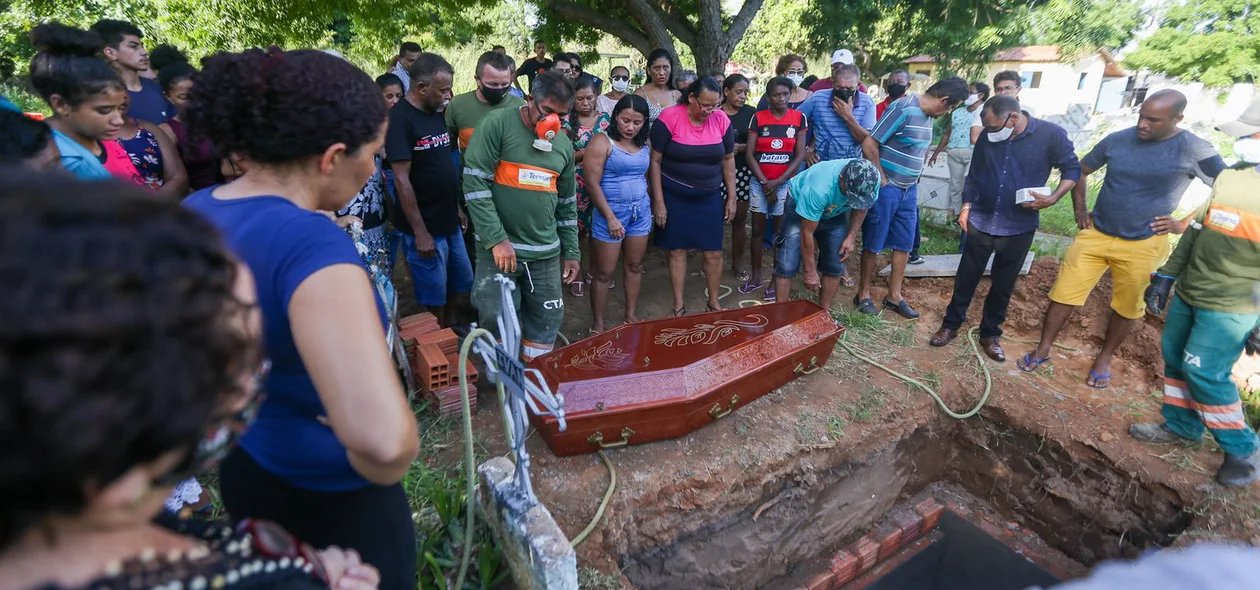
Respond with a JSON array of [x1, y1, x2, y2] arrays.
[[774, 158, 881, 309]]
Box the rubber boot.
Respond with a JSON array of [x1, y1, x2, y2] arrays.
[[1217, 452, 1260, 487], [1128, 423, 1198, 447]]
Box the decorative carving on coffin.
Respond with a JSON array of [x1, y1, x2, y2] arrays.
[[563, 341, 631, 371], [653, 314, 770, 347]]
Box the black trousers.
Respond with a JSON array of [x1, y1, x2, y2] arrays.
[[942, 225, 1035, 338], [219, 449, 417, 590]]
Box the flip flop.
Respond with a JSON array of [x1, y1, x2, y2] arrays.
[[1017, 354, 1051, 373], [739, 280, 763, 294], [841, 275, 856, 287], [669, 307, 687, 317], [570, 281, 584, 297], [763, 286, 777, 302], [1087, 370, 1111, 390], [735, 268, 751, 282]]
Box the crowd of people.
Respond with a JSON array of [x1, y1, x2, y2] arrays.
[[2, 19, 1260, 589]]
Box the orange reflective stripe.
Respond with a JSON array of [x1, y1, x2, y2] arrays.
[[1164, 377, 1188, 390], [458, 128, 475, 150], [1163, 396, 1195, 410], [1204, 204, 1260, 244], [494, 161, 558, 192]]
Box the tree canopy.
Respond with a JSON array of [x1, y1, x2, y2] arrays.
[[1124, 0, 1260, 87]]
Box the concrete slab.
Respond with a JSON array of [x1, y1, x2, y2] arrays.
[[478, 457, 578, 590], [878, 252, 1034, 278]]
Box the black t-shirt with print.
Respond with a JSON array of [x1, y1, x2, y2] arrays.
[[516, 57, 554, 85], [385, 99, 461, 237]]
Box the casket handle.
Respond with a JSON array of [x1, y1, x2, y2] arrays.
[[709, 395, 740, 420], [588, 427, 635, 449], [794, 356, 820, 375]]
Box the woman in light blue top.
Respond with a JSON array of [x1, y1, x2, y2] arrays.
[[27, 23, 128, 180], [584, 94, 653, 333]]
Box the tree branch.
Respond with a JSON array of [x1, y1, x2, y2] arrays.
[[649, 0, 699, 46], [620, 0, 686, 50], [543, 0, 653, 56], [723, 0, 765, 54]]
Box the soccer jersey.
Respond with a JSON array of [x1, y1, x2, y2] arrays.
[[749, 108, 808, 180]]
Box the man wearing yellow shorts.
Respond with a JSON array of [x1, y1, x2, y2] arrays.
[[1019, 90, 1226, 388]]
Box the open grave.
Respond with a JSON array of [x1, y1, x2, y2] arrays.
[[438, 254, 1260, 589]]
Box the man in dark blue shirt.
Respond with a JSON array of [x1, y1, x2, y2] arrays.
[[930, 95, 1081, 361], [92, 19, 172, 124]]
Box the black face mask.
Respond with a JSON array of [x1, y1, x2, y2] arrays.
[[886, 83, 907, 98], [836, 89, 857, 102], [481, 85, 510, 105]]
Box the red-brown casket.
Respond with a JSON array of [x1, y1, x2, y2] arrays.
[[526, 300, 843, 456]]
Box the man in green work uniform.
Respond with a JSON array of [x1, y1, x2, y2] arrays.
[[1130, 101, 1260, 487], [462, 70, 580, 361]]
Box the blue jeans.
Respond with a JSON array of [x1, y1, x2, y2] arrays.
[[402, 231, 474, 306], [774, 197, 850, 278]]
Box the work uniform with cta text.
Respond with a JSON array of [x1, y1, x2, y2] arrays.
[[462, 107, 578, 361], [1155, 167, 1260, 456]]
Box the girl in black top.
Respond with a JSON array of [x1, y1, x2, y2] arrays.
[[721, 74, 757, 283]]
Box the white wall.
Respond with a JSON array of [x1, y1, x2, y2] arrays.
[[985, 55, 1109, 117], [1142, 78, 1257, 125]]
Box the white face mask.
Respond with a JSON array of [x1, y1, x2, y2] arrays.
[[1235, 137, 1260, 164], [987, 125, 1014, 143], [611, 79, 629, 92], [964, 93, 980, 107], [787, 74, 804, 86]]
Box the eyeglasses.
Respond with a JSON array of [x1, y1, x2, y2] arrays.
[[786, 69, 806, 76], [696, 102, 721, 112]]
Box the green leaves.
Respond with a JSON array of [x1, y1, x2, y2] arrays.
[[1125, 0, 1260, 86]]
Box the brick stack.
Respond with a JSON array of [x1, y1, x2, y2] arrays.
[[397, 312, 481, 418]]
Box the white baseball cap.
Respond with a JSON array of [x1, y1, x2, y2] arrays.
[[831, 49, 855, 65]]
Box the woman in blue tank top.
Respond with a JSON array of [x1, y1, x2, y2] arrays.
[[584, 94, 653, 333]]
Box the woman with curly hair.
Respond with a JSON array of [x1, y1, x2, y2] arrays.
[[182, 47, 419, 589], [0, 172, 380, 589], [756, 54, 813, 110]]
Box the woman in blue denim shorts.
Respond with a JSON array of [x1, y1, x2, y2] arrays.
[[584, 95, 652, 332]]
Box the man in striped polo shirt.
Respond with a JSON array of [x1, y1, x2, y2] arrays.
[[855, 77, 969, 318]]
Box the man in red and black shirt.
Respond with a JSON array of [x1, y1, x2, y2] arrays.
[[876, 69, 910, 121], [740, 76, 809, 295]]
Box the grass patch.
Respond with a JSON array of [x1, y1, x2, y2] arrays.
[[916, 214, 961, 256], [839, 385, 888, 422], [579, 567, 625, 589]]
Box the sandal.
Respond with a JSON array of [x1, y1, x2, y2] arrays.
[[669, 307, 687, 317], [735, 268, 751, 282], [738, 280, 763, 294], [763, 285, 777, 302], [570, 281, 584, 297], [1087, 370, 1111, 390], [841, 275, 856, 288], [707, 303, 722, 312], [1017, 354, 1051, 373]]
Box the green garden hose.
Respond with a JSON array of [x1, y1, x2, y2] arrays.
[[838, 326, 993, 419]]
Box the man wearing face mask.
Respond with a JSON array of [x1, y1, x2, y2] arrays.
[[930, 96, 1080, 361], [386, 52, 473, 328], [1129, 99, 1260, 487], [799, 63, 876, 164], [463, 71, 580, 361], [1020, 90, 1226, 389], [875, 69, 910, 120], [928, 82, 990, 221], [447, 51, 526, 155]]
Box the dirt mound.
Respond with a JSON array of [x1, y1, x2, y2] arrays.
[[905, 256, 1165, 388]]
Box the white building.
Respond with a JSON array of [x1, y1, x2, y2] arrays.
[[904, 46, 1132, 117]]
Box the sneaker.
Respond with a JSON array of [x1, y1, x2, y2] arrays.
[[1128, 423, 1198, 447], [908, 254, 926, 265], [1217, 451, 1260, 487]]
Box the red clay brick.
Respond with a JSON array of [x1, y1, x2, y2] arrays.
[[417, 343, 450, 392], [893, 509, 925, 545], [946, 503, 972, 520], [915, 498, 944, 531], [853, 535, 880, 573], [398, 313, 439, 340], [426, 384, 474, 418], [446, 354, 479, 384], [417, 328, 460, 357], [804, 571, 834, 590], [829, 550, 858, 585], [876, 523, 902, 561]]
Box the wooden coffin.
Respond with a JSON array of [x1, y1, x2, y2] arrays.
[[527, 300, 843, 456]]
